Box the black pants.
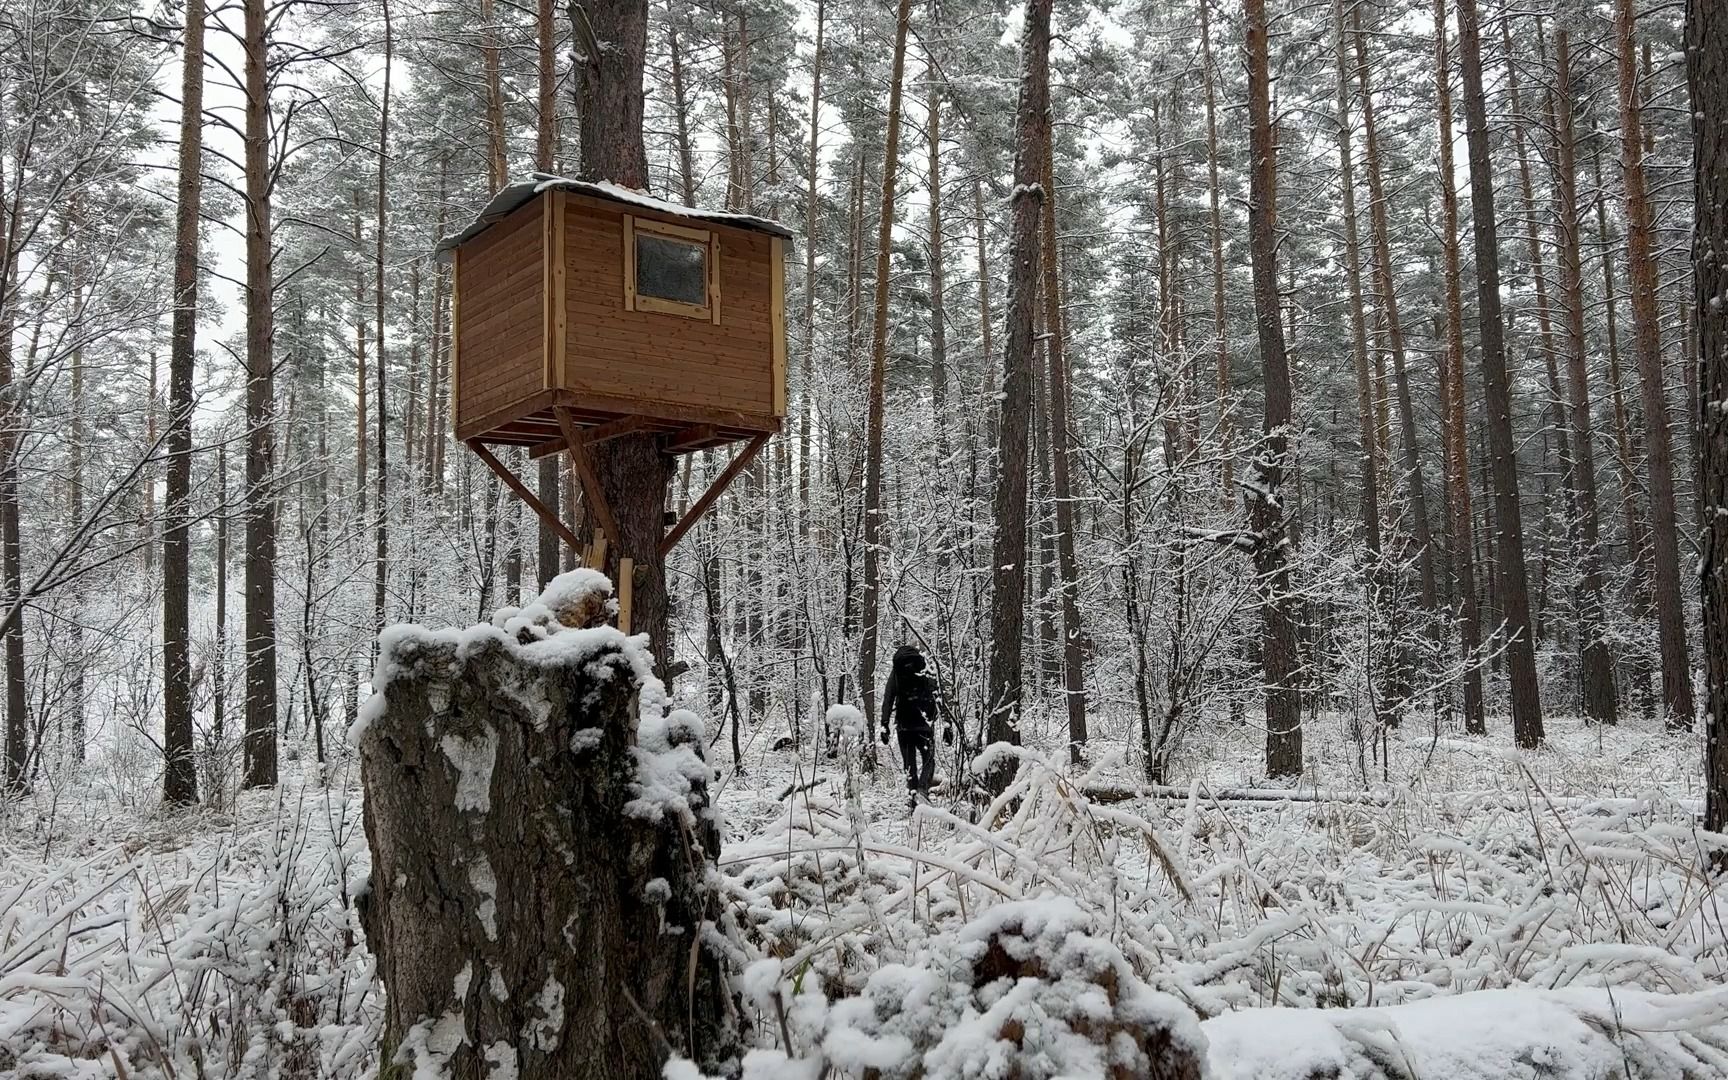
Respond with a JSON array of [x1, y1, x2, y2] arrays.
[[897, 728, 935, 793]]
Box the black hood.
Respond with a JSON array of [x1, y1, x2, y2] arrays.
[[892, 645, 926, 674]]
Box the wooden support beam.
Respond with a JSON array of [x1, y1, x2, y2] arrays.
[[554, 406, 623, 550], [468, 440, 584, 554], [575, 414, 653, 447], [660, 432, 771, 556], [662, 424, 717, 453], [526, 435, 568, 460]]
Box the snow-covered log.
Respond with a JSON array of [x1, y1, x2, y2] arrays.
[[355, 570, 738, 1079]]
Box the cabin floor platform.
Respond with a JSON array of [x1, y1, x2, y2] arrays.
[[458, 389, 781, 459]]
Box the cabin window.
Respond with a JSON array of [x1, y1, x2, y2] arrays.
[[624, 216, 718, 322]]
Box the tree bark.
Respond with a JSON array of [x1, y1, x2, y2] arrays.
[[0, 198, 22, 791], [536, 0, 560, 589], [1353, 16, 1436, 615], [1454, 0, 1543, 746], [570, 0, 675, 675], [1614, 0, 1696, 729], [1433, 0, 1486, 735], [1246, 0, 1301, 779], [1502, 17, 1575, 600], [984, 0, 1051, 791], [1200, 0, 1231, 504], [1551, 29, 1618, 725], [1041, 146, 1088, 764], [358, 614, 735, 1077], [374, 0, 392, 649], [857, 0, 914, 727], [798, 0, 824, 525], [242, 0, 278, 788], [1689, 0, 1727, 843], [163, 0, 205, 804]]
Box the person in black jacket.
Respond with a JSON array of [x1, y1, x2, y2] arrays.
[[880, 644, 951, 804]]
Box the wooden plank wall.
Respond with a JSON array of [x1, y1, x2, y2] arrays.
[[563, 196, 778, 418], [456, 199, 545, 436]]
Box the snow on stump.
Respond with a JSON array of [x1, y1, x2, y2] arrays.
[[355, 570, 737, 1079]]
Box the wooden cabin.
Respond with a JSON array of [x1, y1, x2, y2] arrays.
[[438, 176, 791, 457]]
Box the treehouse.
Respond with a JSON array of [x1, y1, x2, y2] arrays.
[[436, 175, 792, 571]]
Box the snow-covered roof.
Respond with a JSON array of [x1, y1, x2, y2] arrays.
[[435, 173, 794, 261]]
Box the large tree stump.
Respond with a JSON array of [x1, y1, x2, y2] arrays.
[[356, 571, 737, 1079]]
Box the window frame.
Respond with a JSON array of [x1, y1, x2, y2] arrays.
[[623, 215, 720, 323]]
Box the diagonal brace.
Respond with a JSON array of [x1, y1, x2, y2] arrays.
[[660, 432, 771, 556], [468, 440, 585, 554], [553, 406, 623, 551]]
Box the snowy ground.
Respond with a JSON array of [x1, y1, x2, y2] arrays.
[[2, 695, 1725, 1078]]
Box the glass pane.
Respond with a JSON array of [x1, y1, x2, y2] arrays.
[[635, 232, 707, 307]]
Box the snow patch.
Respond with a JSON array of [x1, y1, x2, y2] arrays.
[[442, 729, 498, 812], [524, 974, 565, 1052], [467, 855, 498, 940]]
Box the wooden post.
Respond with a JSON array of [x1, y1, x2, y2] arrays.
[[617, 556, 634, 632]]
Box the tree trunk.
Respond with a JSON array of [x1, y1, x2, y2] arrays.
[[1433, 0, 1486, 735], [928, 61, 952, 559], [571, 0, 673, 674], [798, 0, 823, 525], [1200, 0, 1231, 503], [242, 0, 278, 788], [1614, 0, 1696, 729], [358, 605, 735, 1077], [857, 0, 913, 727], [1503, 17, 1575, 610], [1041, 148, 1088, 764], [1551, 29, 1619, 725], [984, 0, 1051, 791], [374, 0, 392, 648], [163, 0, 205, 804], [1247, 0, 1301, 780], [1688, 0, 1727, 843], [0, 215, 22, 790], [535, 0, 560, 590], [1454, 0, 1543, 746], [1354, 15, 1436, 614]]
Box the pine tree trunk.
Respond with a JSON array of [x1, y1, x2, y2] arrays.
[[927, 70, 951, 494], [1434, 0, 1486, 735], [857, 0, 913, 728], [798, 0, 823, 527], [1503, 17, 1575, 602], [535, 0, 560, 590], [1454, 0, 1543, 746], [1552, 29, 1619, 725], [1614, 0, 1696, 729], [242, 0, 278, 788], [1592, 143, 1656, 717], [0, 219, 22, 790], [1353, 15, 1436, 614], [163, 0, 205, 803], [1200, 0, 1231, 503], [1247, 0, 1301, 779], [571, 0, 673, 673], [1041, 149, 1088, 764], [984, 0, 1051, 790], [374, 0, 392, 648], [1688, 0, 1727, 843]]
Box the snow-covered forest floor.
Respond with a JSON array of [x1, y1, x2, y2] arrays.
[[3, 707, 1726, 1078]]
